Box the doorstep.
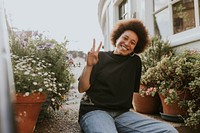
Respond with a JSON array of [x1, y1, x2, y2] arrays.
[[131, 109, 200, 133]]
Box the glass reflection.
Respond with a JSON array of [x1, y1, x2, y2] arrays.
[[172, 0, 195, 34]]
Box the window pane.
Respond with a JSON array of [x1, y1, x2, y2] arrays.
[[154, 9, 171, 38], [119, 5, 123, 19], [119, 0, 128, 20], [172, 0, 195, 34], [154, 0, 168, 11]]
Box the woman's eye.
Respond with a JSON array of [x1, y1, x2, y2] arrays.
[[131, 42, 136, 45], [123, 36, 128, 40]]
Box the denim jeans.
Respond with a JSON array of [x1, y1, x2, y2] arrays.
[[79, 110, 178, 133]]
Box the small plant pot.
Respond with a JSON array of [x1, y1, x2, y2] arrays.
[[159, 93, 188, 117], [133, 92, 161, 114]]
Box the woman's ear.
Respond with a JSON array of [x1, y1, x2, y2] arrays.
[[114, 39, 118, 47]]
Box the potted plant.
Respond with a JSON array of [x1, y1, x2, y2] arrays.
[[184, 76, 200, 129], [144, 50, 200, 128], [133, 85, 161, 114], [133, 36, 174, 114], [181, 50, 200, 129], [11, 54, 53, 133], [9, 30, 74, 133], [140, 36, 174, 76]]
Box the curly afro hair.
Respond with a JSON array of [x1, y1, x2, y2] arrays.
[[110, 19, 150, 54]]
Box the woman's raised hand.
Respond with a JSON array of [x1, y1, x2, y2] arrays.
[[87, 39, 102, 67]]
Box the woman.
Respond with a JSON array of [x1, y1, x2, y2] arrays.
[[78, 19, 178, 133]]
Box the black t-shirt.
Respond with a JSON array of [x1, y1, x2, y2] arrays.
[[79, 51, 141, 119]]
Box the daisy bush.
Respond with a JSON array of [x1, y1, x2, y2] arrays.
[[11, 54, 56, 95], [10, 30, 74, 114]]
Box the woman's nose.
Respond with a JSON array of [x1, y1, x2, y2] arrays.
[[124, 41, 130, 46]]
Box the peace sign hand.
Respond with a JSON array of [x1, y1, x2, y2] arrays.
[[87, 39, 102, 67]]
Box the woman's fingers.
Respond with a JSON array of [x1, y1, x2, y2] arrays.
[[92, 39, 95, 52], [96, 42, 102, 52], [90, 38, 102, 52]]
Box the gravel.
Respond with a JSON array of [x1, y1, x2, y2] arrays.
[[34, 108, 82, 133], [34, 57, 85, 133], [34, 86, 83, 133]]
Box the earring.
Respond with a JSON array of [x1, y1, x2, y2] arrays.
[[130, 53, 135, 57]]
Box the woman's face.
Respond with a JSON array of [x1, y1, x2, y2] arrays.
[[114, 30, 138, 56]]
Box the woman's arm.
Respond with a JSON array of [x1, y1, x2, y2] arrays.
[[78, 39, 102, 93], [78, 65, 93, 93]]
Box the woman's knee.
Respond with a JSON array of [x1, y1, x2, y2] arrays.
[[115, 111, 178, 133], [79, 110, 118, 133]]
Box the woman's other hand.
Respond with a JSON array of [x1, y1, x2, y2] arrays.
[[87, 39, 102, 67]]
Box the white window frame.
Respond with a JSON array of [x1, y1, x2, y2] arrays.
[[118, 0, 128, 20], [153, 0, 200, 47], [168, 0, 200, 46]]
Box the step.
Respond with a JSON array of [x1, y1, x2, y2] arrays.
[[131, 109, 200, 133]]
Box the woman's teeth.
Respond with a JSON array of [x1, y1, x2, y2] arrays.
[[121, 46, 127, 51]]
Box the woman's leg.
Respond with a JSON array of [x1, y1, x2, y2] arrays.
[[79, 110, 118, 133], [115, 111, 178, 133]]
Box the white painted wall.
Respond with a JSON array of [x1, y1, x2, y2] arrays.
[[0, 0, 16, 132], [98, 0, 200, 51], [98, 0, 155, 51]]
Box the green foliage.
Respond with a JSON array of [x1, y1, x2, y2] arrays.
[[140, 36, 174, 76], [11, 54, 56, 95], [158, 50, 200, 95], [10, 30, 74, 113], [140, 36, 174, 97], [184, 100, 200, 129], [142, 49, 200, 128]]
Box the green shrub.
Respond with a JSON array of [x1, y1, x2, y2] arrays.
[[10, 30, 74, 116]]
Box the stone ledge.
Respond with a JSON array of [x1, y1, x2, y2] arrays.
[[131, 109, 199, 133]]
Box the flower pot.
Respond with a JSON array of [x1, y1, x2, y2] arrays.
[[14, 93, 46, 133], [133, 92, 161, 114], [159, 93, 188, 117]]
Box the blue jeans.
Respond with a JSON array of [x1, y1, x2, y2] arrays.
[[79, 110, 178, 133]]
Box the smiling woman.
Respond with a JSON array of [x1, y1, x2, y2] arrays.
[[4, 0, 103, 53], [78, 18, 178, 133], [113, 30, 138, 56]]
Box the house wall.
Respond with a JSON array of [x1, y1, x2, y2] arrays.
[[0, 0, 16, 132], [98, 0, 200, 51], [174, 40, 200, 53]]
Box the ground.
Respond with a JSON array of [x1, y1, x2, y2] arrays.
[[33, 56, 200, 133], [34, 108, 81, 133], [34, 57, 85, 133]]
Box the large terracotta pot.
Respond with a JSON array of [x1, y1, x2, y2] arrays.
[[133, 92, 161, 114], [159, 92, 189, 116], [14, 93, 46, 133]]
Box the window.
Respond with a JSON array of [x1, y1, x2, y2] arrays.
[[153, 0, 169, 37], [154, 0, 168, 11], [172, 0, 195, 34], [153, 0, 199, 39], [119, 0, 128, 20], [155, 9, 171, 37]]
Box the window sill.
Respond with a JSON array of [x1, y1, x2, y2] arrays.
[[167, 27, 200, 47]]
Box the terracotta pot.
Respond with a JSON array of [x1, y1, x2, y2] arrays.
[[133, 92, 161, 114], [14, 93, 46, 133], [159, 92, 188, 116]]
